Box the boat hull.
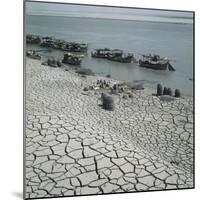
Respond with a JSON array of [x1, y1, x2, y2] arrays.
[[91, 52, 108, 59], [27, 55, 41, 60], [62, 55, 82, 65], [108, 56, 133, 63], [62, 48, 87, 53], [26, 51, 41, 60], [139, 60, 168, 70], [62, 59, 82, 65], [91, 52, 134, 63], [40, 42, 54, 48]]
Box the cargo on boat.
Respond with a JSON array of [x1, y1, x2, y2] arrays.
[[62, 53, 83, 65], [108, 50, 135, 63], [26, 34, 88, 53], [61, 42, 88, 52], [91, 48, 136, 63], [139, 54, 175, 71], [26, 50, 41, 60], [52, 39, 65, 50], [91, 48, 112, 58], [40, 37, 55, 48]]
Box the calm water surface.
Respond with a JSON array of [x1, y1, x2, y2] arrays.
[[26, 15, 194, 96]]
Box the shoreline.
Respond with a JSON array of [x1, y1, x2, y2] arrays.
[[25, 58, 194, 198], [26, 42, 194, 97]]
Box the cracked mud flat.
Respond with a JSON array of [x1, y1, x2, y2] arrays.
[[25, 58, 194, 199]]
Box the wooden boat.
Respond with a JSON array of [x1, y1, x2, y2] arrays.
[[139, 54, 175, 71], [53, 39, 66, 50], [40, 39, 55, 48], [40, 36, 57, 47], [139, 60, 168, 70], [26, 50, 41, 60], [61, 42, 88, 52], [62, 53, 83, 65], [91, 48, 135, 63], [27, 34, 88, 53], [108, 51, 134, 63], [26, 34, 41, 44], [91, 48, 112, 58]]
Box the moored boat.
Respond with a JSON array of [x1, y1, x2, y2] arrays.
[[139, 54, 175, 71], [61, 42, 88, 52], [26, 50, 41, 60], [91, 48, 112, 58], [108, 51, 134, 63], [26, 34, 88, 53], [53, 39, 66, 50], [40, 37, 55, 48], [26, 34, 41, 44], [62, 53, 83, 65], [91, 48, 136, 63]]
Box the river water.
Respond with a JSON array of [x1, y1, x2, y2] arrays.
[[26, 14, 194, 96]]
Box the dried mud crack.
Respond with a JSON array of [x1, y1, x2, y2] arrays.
[[25, 59, 194, 198]]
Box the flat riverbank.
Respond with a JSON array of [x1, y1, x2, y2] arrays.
[[25, 58, 194, 199]]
